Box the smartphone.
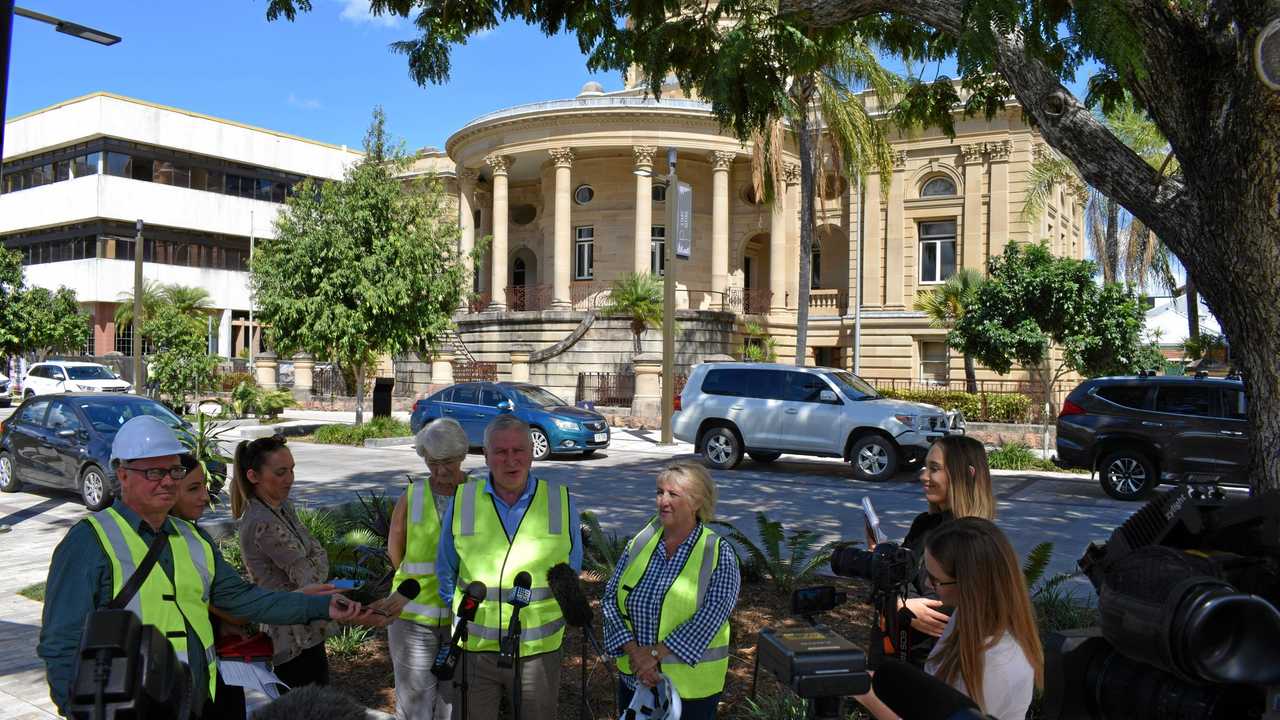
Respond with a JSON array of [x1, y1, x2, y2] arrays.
[[328, 579, 364, 591]]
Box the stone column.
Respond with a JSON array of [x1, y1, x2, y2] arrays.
[[769, 170, 792, 312], [634, 146, 656, 275], [631, 352, 662, 418], [431, 350, 455, 386], [458, 169, 478, 310], [961, 143, 986, 273], [784, 163, 802, 308], [218, 308, 233, 358], [862, 173, 883, 307], [291, 353, 314, 403], [254, 351, 278, 391], [509, 346, 532, 383], [986, 140, 1012, 262], [550, 148, 574, 308], [885, 150, 907, 308], [485, 154, 512, 311], [474, 189, 491, 295], [710, 151, 734, 303]]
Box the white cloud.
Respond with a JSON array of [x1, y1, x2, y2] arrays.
[[338, 0, 402, 27], [288, 93, 323, 111]]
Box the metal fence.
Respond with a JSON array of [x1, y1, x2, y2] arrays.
[[575, 371, 688, 409], [862, 376, 1078, 423], [454, 361, 498, 383]]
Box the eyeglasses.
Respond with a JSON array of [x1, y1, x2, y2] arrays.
[[426, 456, 465, 468], [122, 464, 190, 482], [923, 568, 958, 590]]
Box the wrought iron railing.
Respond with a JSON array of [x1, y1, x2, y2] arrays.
[[454, 361, 498, 383], [506, 284, 554, 312]]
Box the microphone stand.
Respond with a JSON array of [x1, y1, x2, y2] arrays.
[[456, 620, 471, 720], [580, 627, 588, 720], [508, 616, 523, 720]]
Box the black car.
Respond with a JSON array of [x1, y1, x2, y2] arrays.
[[1055, 374, 1248, 500], [0, 393, 197, 510]]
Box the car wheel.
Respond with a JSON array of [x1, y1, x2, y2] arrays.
[[0, 452, 21, 493], [850, 435, 899, 482], [748, 451, 782, 463], [79, 464, 113, 511], [700, 426, 743, 470], [1099, 451, 1158, 501], [529, 427, 551, 461]]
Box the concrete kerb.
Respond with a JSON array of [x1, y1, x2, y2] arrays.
[[233, 421, 341, 440], [364, 436, 415, 448]]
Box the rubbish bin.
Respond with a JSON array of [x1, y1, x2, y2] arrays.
[[372, 377, 394, 418]]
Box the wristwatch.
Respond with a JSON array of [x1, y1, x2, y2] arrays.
[[649, 647, 660, 659]]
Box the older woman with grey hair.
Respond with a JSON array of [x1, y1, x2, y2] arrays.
[[369, 418, 471, 720]]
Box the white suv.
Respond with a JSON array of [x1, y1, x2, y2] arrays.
[[23, 361, 132, 397], [672, 362, 964, 481]]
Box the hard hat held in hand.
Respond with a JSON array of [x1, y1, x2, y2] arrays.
[[110, 415, 187, 464], [620, 674, 681, 720]]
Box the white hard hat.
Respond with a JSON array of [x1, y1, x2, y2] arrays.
[[620, 675, 681, 720], [110, 415, 187, 464]]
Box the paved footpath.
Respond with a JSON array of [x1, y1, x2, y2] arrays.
[[0, 425, 1169, 717]]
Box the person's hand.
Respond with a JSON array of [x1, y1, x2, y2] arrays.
[[328, 595, 365, 623], [626, 644, 659, 677], [355, 596, 407, 627], [217, 621, 248, 640], [904, 597, 949, 637], [638, 667, 662, 688], [300, 583, 340, 596]]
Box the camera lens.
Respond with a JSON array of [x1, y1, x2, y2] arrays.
[[831, 546, 875, 579]]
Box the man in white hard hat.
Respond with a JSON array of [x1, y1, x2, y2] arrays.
[[38, 415, 367, 717]]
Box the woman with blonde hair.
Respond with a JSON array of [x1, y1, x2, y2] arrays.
[[857, 518, 1043, 719], [601, 462, 740, 719]]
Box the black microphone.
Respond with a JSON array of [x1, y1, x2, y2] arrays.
[[498, 571, 533, 669], [432, 581, 486, 680], [394, 579, 421, 600], [547, 563, 593, 629], [872, 658, 992, 720]]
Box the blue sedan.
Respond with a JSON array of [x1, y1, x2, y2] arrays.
[[410, 382, 610, 460]]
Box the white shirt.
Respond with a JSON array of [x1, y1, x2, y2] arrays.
[[924, 614, 1035, 720]]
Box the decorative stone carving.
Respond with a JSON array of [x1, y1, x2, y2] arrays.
[[548, 147, 575, 168], [893, 150, 909, 168], [961, 143, 986, 164], [633, 145, 657, 168], [783, 163, 802, 185], [484, 154, 512, 175], [459, 168, 479, 185], [710, 150, 736, 171], [985, 140, 1013, 161]]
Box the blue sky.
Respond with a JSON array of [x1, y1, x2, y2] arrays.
[[6, 0, 623, 150]]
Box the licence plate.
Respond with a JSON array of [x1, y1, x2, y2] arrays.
[[593, 432, 608, 443]]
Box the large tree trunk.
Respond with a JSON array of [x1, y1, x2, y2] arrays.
[[1103, 199, 1119, 284], [777, 0, 1280, 493], [1185, 275, 1200, 342], [355, 362, 365, 425], [964, 354, 977, 395], [794, 80, 817, 367]]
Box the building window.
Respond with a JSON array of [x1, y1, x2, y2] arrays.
[[575, 226, 594, 279], [574, 185, 594, 205], [651, 226, 665, 276], [83, 319, 95, 356], [811, 240, 822, 289], [920, 341, 949, 384], [918, 220, 957, 283], [921, 176, 957, 197], [652, 184, 667, 203], [114, 323, 152, 355]]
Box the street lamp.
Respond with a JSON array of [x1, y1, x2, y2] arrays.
[[632, 149, 680, 444], [0, 3, 121, 160]]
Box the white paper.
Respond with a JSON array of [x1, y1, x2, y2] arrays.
[[218, 659, 289, 699], [862, 497, 888, 545]]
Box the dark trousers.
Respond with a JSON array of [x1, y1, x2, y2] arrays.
[[618, 681, 721, 720], [275, 642, 330, 691], [207, 671, 247, 720]]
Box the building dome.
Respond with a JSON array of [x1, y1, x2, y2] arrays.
[[576, 81, 606, 98]]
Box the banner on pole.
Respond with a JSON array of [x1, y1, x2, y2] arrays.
[[675, 181, 692, 259]]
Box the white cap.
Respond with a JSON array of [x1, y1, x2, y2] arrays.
[[110, 415, 187, 464], [620, 675, 681, 720]]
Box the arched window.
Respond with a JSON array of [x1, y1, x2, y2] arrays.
[[811, 240, 822, 289], [513, 257, 526, 286], [921, 176, 957, 197]]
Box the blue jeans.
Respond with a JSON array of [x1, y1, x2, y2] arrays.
[[618, 681, 721, 720]]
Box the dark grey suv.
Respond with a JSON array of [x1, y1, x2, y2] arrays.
[[1055, 375, 1248, 500]]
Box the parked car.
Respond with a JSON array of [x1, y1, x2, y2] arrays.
[[22, 361, 132, 397], [0, 393, 200, 510], [672, 362, 965, 481], [410, 382, 610, 461], [1055, 374, 1249, 501]]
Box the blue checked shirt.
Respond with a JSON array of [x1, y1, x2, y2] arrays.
[[602, 522, 740, 689]]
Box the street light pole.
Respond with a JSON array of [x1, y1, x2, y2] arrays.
[[132, 219, 144, 392], [661, 149, 677, 444], [248, 211, 256, 366]]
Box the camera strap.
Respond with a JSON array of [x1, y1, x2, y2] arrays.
[[107, 532, 170, 610]]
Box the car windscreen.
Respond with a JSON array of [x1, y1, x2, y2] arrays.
[[76, 399, 185, 434], [66, 365, 117, 381], [826, 371, 881, 400], [509, 385, 567, 408]]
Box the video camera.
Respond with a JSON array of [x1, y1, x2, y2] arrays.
[[1042, 482, 1280, 720], [830, 541, 919, 665], [67, 609, 192, 720]]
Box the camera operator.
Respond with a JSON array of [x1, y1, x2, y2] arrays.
[[855, 518, 1042, 720], [871, 436, 995, 668], [37, 416, 368, 718]]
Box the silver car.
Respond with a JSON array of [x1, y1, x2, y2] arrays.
[[672, 362, 964, 481]]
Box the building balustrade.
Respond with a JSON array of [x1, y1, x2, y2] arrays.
[[506, 284, 554, 312]]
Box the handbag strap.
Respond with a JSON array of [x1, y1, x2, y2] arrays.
[[107, 532, 170, 610]]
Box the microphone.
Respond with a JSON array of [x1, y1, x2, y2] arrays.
[[547, 563, 593, 629], [432, 581, 486, 680], [872, 658, 992, 720], [394, 579, 421, 600], [498, 571, 533, 669]]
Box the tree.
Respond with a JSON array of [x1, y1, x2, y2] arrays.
[[116, 282, 213, 330], [17, 287, 87, 360], [144, 304, 217, 410], [250, 107, 466, 423], [952, 242, 1150, 454], [113, 279, 164, 330], [913, 267, 983, 393], [269, 0, 1280, 493], [601, 272, 663, 354]]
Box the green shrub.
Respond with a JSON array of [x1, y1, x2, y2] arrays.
[[712, 511, 835, 594], [219, 372, 256, 392], [580, 510, 629, 579], [19, 582, 46, 602], [988, 442, 1060, 471], [325, 625, 374, 658], [228, 380, 296, 419], [311, 417, 412, 446], [217, 536, 246, 576], [876, 388, 1032, 423]]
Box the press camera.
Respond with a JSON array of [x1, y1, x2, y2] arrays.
[[756, 586, 869, 719]]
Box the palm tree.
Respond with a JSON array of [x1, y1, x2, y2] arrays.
[[601, 272, 663, 354], [113, 280, 165, 329], [160, 284, 214, 316], [751, 32, 898, 366], [913, 268, 984, 393]]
